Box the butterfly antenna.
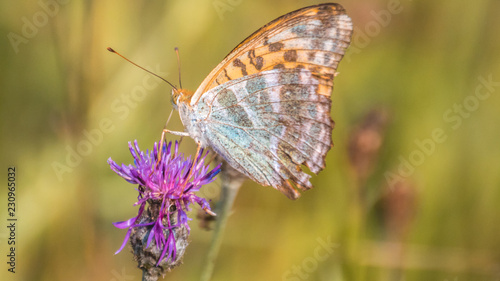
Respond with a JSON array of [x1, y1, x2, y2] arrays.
[[107, 47, 178, 90], [175, 47, 182, 89]]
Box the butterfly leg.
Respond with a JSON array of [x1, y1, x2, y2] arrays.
[[153, 129, 191, 173], [186, 143, 202, 181], [159, 128, 190, 153], [185, 142, 216, 217]]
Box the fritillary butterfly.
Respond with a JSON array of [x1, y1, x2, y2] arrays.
[[169, 3, 352, 199]]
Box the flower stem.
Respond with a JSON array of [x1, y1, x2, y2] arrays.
[[200, 163, 245, 281]]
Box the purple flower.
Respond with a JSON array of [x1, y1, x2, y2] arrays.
[[108, 140, 220, 269]]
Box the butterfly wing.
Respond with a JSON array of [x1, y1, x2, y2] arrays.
[[190, 3, 352, 105], [186, 3, 352, 199], [191, 68, 336, 199]]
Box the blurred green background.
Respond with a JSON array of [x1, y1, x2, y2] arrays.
[[1, 0, 500, 280]]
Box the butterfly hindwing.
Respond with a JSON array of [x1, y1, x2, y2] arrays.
[[191, 68, 334, 199]]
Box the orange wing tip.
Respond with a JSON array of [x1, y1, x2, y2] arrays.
[[280, 180, 301, 200], [295, 181, 312, 192]]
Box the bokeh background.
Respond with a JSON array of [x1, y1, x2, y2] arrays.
[[1, 0, 500, 280]]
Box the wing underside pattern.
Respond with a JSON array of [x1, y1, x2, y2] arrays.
[[185, 4, 352, 198], [197, 69, 333, 199], [191, 3, 353, 105]]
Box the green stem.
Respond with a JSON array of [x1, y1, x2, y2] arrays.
[[199, 164, 245, 281]]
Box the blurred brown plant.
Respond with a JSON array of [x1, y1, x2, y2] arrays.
[[381, 179, 417, 241], [348, 107, 390, 185]]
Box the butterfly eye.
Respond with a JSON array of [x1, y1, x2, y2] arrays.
[[171, 89, 180, 108]]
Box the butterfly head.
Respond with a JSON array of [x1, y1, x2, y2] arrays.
[[171, 88, 194, 110]]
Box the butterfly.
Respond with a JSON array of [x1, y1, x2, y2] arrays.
[[168, 3, 353, 199]]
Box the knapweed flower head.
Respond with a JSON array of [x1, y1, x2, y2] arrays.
[[108, 140, 220, 275]]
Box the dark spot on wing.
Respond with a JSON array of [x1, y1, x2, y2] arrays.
[[255, 56, 264, 70], [268, 42, 284, 52], [223, 68, 232, 81], [323, 53, 331, 65], [217, 88, 238, 106], [284, 50, 298, 62], [307, 51, 316, 62], [233, 58, 248, 76], [227, 105, 253, 127], [247, 49, 264, 71]]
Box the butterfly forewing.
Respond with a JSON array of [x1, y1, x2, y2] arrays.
[[182, 3, 352, 199], [191, 3, 352, 105]]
